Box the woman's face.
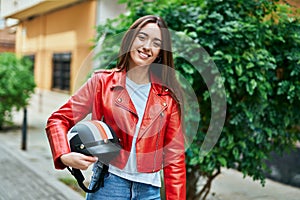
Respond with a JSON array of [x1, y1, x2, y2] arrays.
[[129, 23, 162, 69]]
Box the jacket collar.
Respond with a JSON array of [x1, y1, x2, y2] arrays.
[[110, 69, 171, 96], [110, 68, 126, 89]]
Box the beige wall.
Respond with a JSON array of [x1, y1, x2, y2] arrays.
[[16, 0, 97, 93]]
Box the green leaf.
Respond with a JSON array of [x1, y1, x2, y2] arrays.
[[217, 157, 227, 167], [246, 79, 257, 95], [224, 54, 233, 64], [233, 148, 240, 160], [246, 62, 255, 69], [235, 64, 243, 76]]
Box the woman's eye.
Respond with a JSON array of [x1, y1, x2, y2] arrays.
[[153, 42, 161, 48], [138, 35, 146, 41]]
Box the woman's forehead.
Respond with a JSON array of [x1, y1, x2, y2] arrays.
[[139, 23, 162, 40]]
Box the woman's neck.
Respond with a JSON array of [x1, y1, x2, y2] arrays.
[[127, 66, 150, 84]]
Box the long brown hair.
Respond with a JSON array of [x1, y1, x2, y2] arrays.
[[116, 15, 183, 105]]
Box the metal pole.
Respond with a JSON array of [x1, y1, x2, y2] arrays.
[[21, 107, 27, 151]]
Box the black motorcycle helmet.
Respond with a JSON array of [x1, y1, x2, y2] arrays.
[[67, 120, 121, 193], [68, 120, 121, 163]]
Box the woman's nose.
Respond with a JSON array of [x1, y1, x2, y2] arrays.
[[143, 39, 152, 50]]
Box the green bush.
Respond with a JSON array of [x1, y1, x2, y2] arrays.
[[0, 53, 36, 129], [94, 0, 300, 199]]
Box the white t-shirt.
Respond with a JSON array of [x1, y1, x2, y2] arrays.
[[109, 76, 161, 187]]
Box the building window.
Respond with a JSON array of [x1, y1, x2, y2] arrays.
[[52, 52, 71, 92]]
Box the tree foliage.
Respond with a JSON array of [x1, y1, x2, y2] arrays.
[[94, 0, 300, 199], [0, 53, 36, 129]]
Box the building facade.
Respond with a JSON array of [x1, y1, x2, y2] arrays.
[[0, 26, 15, 53], [0, 7, 16, 53], [1, 0, 126, 93]]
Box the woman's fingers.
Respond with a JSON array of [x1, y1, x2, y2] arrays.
[[83, 154, 98, 162], [77, 154, 98, 170], [60, 152, 98, 170]]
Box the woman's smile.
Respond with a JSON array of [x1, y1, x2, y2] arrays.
[[137, 49, 151, 59]]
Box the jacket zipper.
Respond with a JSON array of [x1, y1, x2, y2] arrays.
[[153, 112, 164, 172]]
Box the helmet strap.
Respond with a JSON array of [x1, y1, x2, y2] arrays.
[[67, 164, 109, 193]]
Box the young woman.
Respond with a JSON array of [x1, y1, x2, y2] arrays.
[[46, 15, 186, 200]]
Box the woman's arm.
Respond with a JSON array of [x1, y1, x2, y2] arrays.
[[163, 103, 186, 200], [45, 73, 99, 169]]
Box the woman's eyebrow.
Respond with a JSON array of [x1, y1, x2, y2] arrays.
[[138, 31, 162, 42]]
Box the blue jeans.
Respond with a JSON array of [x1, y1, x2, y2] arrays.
[[86, 165, 161, 200]]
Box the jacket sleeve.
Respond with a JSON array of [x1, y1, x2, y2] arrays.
[[45, 73, 98, 169], [163, 103, 186, 200]]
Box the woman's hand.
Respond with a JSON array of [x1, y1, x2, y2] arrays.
[[60, 152, 98, 170]]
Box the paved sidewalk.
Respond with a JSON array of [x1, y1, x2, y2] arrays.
[[208, 169, 300, 200], [0, 90, 85, 200], [0, 144, 83, 200], [1, 89, 300, 200]]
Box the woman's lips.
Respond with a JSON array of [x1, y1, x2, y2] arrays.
[[137, 50, 151, 59]]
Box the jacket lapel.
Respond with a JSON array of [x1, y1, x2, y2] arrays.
[[137, 84, 168, 141], [110, 69, 169, 141], [114, 89, 137, 116], [111, 70, 137, 116]]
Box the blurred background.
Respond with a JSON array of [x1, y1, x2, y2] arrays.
[[0, 1, 300, 200]]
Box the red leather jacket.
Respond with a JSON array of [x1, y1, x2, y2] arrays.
[[46, 68, 186, 199]]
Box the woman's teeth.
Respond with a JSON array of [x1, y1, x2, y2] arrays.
[[138, 50, 150, 58]]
